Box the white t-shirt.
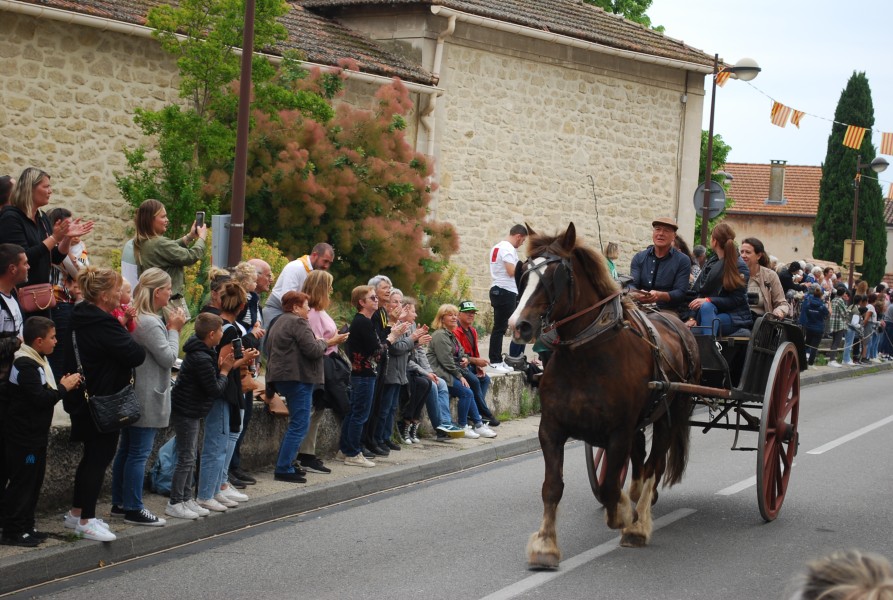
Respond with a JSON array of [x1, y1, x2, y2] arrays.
[[0, 291, 24, 339], [490, 240, 518, 293], [270, 255, 313, 301]]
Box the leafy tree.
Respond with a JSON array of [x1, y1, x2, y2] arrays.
[[814, 72, 886, 285], [583, 0, 664, 32], [693, 130, 733, 240]]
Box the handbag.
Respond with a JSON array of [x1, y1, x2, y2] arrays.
[[17, 283, 56, 313], [256, 389, 288, 416], [72, 332, 141, 432]]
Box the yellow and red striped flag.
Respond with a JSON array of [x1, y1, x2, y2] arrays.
[[842, 125, 867, 149], [771, 102, 791, 128], [887, 185, 893, 200], [715, 70, 730, 87], [790, 110, 805, 129], [881, 132, 893, 156]]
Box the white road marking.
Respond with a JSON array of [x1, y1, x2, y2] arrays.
[[479, 508, 697, 600], [806, 414, 893, 455], [716, 476, 756, 496]]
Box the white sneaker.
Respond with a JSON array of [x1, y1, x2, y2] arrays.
[[463, 425, 480, 439], [473, 424, 497, 438], [165, 502, 200, 520], [63, 511, 79, 530], [197, 497, 229, 512], [185, 499, 210, 517], [870, 358, 883, 364], [219, 483, 249, 502], [487, 362, 513, 373], [842, 360, 856, 366], [213, 493, 239, 508], [344, 453, 376, 468], [76, 518, 116, 542], [828, 360, 842, 368], [335, 450, 347, 461]]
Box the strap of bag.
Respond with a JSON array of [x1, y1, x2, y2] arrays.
[[71, 331, 134, 400]]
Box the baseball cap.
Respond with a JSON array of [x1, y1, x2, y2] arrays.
[[458, 300, 477, 313]]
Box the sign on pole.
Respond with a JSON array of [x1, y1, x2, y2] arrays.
[[842, 240, 864, 266]]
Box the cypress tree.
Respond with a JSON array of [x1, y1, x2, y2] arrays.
[[813, 71, 886, 285]]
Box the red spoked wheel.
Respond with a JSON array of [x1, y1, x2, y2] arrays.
[[584, 443, 629, 505], [757, 341, 800, 522]]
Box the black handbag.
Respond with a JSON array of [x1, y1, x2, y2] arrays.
[[72, 332, 141, 433]]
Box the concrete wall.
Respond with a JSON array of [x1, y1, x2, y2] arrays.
[[723, 214, 816, 265]]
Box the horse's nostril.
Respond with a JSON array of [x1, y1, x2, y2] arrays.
[[519, 320, 533, 341]]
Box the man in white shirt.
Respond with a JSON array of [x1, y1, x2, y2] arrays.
[[488, 225, 527, 369], [262, 242, 334, 326], [0, 243, 29, 337]]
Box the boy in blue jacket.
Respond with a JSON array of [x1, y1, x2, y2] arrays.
[[799, 284, 829, 366]]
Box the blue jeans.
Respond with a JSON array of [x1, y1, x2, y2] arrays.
[[447, 381, 477, 427], [198, 399, 231, 500], [221, 409, 243, 486], [868, 328, 881, 359], [275, 381, 314, 474], [374, 383, 402, 445], [111, 426, 157, 511], [842, 327, 857, 363], [341, 376, 376, 457], [464, 369, 493, 420], [425, 377, 453, 429], [696, 302, 734, 337]]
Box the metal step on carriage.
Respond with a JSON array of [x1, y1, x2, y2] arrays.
[[585, 315, 806, 522]]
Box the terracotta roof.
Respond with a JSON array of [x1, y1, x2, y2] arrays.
[[723, 162, 822, 217], [296, 0, 715, 68], [8, 0, 437, 84], [885, 200, 893, 226]]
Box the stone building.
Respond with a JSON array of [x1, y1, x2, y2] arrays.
[[0, 0, 714, 305]]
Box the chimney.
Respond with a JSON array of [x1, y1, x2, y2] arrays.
[[766, 159, 787, 205]]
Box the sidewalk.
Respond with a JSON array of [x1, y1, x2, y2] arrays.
[[1, 358, 890, 595]]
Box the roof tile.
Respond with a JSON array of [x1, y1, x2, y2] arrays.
[[724, 162, 822, 217]]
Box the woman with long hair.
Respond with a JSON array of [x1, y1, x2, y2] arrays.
[[685, 223, 752, 336], [132, 199, 206, 317], [739, 237, 790, 320], [62, 267, 145, 542], [109, 268, 185, 526]]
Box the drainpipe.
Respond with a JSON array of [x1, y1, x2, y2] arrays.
[[420, 14, 456, 157]]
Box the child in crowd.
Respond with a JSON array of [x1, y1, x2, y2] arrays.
[[1, 317, 81, 546], [167, 313, 234, 519], [111, 279, 136, 333], [827, 287, 849, 368]]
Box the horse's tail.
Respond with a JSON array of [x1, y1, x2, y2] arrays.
[[663, 392, 692, 487]]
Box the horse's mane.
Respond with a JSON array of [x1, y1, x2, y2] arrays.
[[527, 229, 620, 302]]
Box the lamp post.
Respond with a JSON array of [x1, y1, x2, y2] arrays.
[[847, 155, 889, 288], [700, 55, 761, 246]]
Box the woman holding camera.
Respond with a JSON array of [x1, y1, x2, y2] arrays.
[[739, 237, 790, 321]]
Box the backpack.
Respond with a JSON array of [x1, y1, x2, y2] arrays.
[[149, 436, 177, 496]]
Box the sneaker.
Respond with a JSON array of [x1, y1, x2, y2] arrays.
[[344, 454, 376, 468], [1, 532, 42, 547], [335, 450, 347, 462], [185, 499, 210, 517], [28, 528, 49, 541], [367, 444, 390, 457], [124, 508, 167, 527], [219, 484, 249, 502], [361, 447, 378, 459], [397, 422, 412, 444], [213, 493, 238, 508], [463, 425, 480, 439], [227, 475, 248, 489], [274, 471, 307, 483], [473, 423, 497, 438], [828, 360, 842, 368], [109, 505, 125, 519], [870, 358, 883, 364], [485, 415, 501, 427], [487, 362, 513, 373], [443, 424, 466, 438], [409, 423, 421, 443], [435, 431, 451, 442], [298, 454, 332, 474], [165, 502, 199, 520], [76, 518, 116, 542], [229, 468, 257, 485], [843, 360, 856, 366], [197, 498, 229, 512], [63, 511, 79, 530], [383, 439, 402, 451], [289, 463, 308, 477]]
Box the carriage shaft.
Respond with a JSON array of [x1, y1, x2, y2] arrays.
[[648, 380, 733, 399]]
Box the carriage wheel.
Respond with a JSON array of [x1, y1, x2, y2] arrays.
[[757, 341, 800, 522], [584, 443, 629, 504]]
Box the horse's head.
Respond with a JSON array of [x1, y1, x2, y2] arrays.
[[509, 223, 618, 345]]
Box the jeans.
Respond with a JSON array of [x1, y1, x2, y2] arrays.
[[880, 322, 893, 356], [170, 413, 201, 505], [489, 286, 525, 363], [842, 327, 857, 364], [447, 381, 477, 427], [867, 328, 881, 359], [696, 302, 734, 337], [275, 381, 314, 474], [424, 377, 453, 429], [341, 376, 376, 457], [111, 426, 157, 511], [374, 383, 402, 445], [464, 369, 494, 420], [221, 409, 243, 486], [198, 399, 231, 500]]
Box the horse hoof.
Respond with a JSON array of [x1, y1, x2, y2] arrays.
[[528, 553, 560, 570], [620, 532, 648, 548]]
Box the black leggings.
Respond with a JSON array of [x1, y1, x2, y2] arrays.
[[401, 375, 431, 422], [72, 432, 119, 520]]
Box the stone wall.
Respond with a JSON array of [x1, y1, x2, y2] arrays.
[[723, 214, 816, 265]]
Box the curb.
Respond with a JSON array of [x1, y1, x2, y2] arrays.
[[2, 361, 890, 594]]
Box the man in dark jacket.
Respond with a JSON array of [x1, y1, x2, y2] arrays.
[[778, 262, 808, 295], [629, 217, 692, 313]]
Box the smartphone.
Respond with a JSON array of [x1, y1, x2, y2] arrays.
[[232, 337, 243, 359], [338, 324, 349, 334], [195, 211, 205, 229]]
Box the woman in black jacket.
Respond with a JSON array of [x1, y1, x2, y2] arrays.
[[61, 267, 145, 542]]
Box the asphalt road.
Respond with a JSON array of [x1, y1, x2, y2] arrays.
[[10, 373, 893, 600]]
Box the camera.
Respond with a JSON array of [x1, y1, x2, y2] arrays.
[[232, 337, 243, 359], [747, 291, 760, 306]]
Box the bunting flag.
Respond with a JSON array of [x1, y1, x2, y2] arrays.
[[881, 132, 893, 156], [790, 110, 805, 129], [888, 185, 893, 200], [771, 101, 791, 127], [842, 125, 867, 149], [715, 70, 730, 88]]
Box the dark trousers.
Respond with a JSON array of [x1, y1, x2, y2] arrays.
[[804, 329, 823, 365], [488, 286, 525, 363], [49, 302, 74, 379], [401, 375, 431, 422], [72, 432, 119, 520], [1, 443, 47, 536]]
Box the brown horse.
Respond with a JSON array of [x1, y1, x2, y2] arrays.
[[509, 223, 700, 568]]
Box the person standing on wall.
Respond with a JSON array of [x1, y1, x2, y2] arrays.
[[488, 224, 527, 371]]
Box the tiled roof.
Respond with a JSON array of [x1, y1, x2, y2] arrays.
[[723, 162, 822, 217], [296, 0, 715, 68], [8, 0, 437, 84], [885, 200, 893, 226]]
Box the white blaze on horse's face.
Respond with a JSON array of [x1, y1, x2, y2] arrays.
[[509, 256, 546, 337]]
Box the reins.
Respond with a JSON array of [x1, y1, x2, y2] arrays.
[[541, 289, 622, 335]]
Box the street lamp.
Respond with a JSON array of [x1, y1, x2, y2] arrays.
[[847, 155, 889, 288], [700, 55, 761, 246]]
